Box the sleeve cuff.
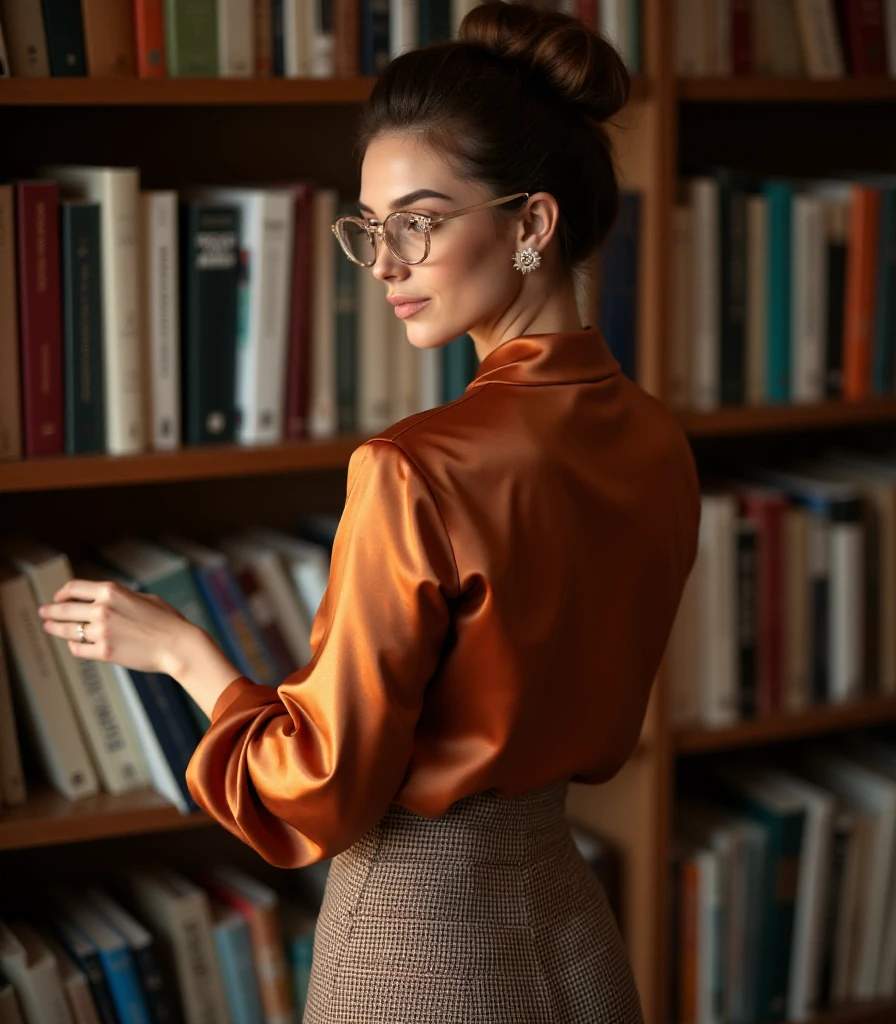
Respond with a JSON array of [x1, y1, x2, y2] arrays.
[[211, 676, 258, 722]]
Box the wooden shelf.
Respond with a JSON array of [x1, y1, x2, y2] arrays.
[[0, 435, 368, 493], [675, 695, 896, 755], [678, 397, 896, 438], [0, 75, 650, 107], [0, 787, 212, 851], [678, 76, 896, 102], [0, 76, 376, 106]]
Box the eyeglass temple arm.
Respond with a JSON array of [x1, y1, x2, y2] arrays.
[[428, 192, 530, 226]]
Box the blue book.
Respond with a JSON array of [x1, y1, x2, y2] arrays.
[[45, 911, 119, 1024], [599, 191, 641, 382], [211, 903, 265, 1024], [54, 892, 152, 1024], [361, 0, 390, 74], [762, 181, 794, 403]]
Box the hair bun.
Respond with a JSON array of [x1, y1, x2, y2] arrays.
[[458, 1, 629, 124]]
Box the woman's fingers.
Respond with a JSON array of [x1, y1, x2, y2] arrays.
[[43, 619, 95, 644], [51, 578, 118, 604], [38, 599, 101, 623]]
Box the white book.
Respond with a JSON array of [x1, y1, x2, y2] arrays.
[[308, 0, 334, 75], [390, 0, 417, 57], [199, 188, 295, 445], [0, 185, 22, 461], [141, 191, 181, 451], [3, 539, 150, 795], [0, 569, 98, 800], [218, 535, 313, 667], [796, 747, 896, 999], [417, 345, 442, 413], [358, 270, 394, 432], [35, 929, 100, 1024], [793, 0, 846, 77], [690, 178, 720, 410], [745, 194, 769, 405], [450, 0, 479, 37], [217, 0, 254, 76], [309, 189, 339, 439], [74, 560, 192, 814], [0, 920, 73, 1024], [697, 494, 738, 727], [599, 0, 633, 68], [242, 527, 330, 626], [125, 868, 230, 1024], [42, 165, 145, 455], [669, 205, 693, 410], [283, 0, 309, 76], [0, 0, 49, 75], [0, 619, 26, 806], [791, 194, 827, 403]]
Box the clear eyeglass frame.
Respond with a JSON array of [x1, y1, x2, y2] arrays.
[[331, 192, 530, 267]]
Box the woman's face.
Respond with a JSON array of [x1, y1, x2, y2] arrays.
[[358, 134, 524, 351]]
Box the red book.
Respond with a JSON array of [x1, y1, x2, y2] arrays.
[[134, 0, 167, 78], [16, 182, 64, 458], [737, 488, 788, 716], [285, 183, 315, 440], [731, 0, 753, 75], [842, 185, 881, 400], [837, 0, 888, 75]]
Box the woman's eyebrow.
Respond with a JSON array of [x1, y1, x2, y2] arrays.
[[358, 189, 454, 214]]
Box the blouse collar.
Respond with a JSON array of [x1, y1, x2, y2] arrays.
[[465, 327, 621, 391]]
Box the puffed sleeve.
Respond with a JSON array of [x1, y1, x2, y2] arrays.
[[185, 439, 459, 867]]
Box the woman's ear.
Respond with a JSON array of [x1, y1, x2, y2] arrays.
[[516, 192, 560, 254]]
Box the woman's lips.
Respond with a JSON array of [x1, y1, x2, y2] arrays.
[[392, 299, 430, 320]]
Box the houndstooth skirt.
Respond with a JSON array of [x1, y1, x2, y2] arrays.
[[302, 780, 644, 1023]]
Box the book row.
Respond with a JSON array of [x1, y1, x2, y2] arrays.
[[0, 526, 342, 810], [0, 861, 324, 1024], [670, 173, 896, 411], [0, 0, 642, 81], [668, 452, 896, 729], [676, 0, 896, 79], [672, 736, 896, 1023], [0, 171, 640, 462]]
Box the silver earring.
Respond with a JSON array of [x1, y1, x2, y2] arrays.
[[512, 247, 541, 274]]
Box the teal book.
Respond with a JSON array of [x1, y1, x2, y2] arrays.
[[441, 334, 477, 403], [709, 766, 805, 1023], [180, 202, 240, 445], [211, 904, 265, 1024], [61, 200, 105, 454], [165, 0, 218, 76], [335, 204, 359, 435], [763, 181, 794, 404], [714, 168, 748, 405]]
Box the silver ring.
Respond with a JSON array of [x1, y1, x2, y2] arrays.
[[77, 622, 88, 644]]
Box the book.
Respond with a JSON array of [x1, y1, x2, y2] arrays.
[[0, 920, 73, 1024], [0, 185, 21, 461]]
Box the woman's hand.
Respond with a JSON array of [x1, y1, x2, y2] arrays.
[[39, 578, 246, 719], [38, 578, 193, 676]]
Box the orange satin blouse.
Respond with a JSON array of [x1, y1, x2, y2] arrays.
[[186, 327, 701, 868]]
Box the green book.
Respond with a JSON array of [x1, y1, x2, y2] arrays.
[[61, 200, 105, 454], [165, 0, 218, 77]]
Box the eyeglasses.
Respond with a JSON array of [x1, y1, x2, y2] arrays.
[[332, 192, 529, 267]]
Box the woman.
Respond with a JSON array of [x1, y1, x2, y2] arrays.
[[40, 3, 700, 1021]]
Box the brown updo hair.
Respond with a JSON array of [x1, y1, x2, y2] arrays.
[[357, 0, 630, 267]]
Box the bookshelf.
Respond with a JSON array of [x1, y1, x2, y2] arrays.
[[2, 2, 896, 1023]]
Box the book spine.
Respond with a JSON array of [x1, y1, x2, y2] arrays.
[[871, 186, 896, 396], [134, 0, 168, 77], [598, 192, 640, 383], [335, 204, 359, 434], [16, 181, 64, 457], [718, 171, 747, 404], [165, 0, 219, 75], [271, 0, 286, 73], [843, 186, 881, 401], [80, 0, 137, 75], [143, 192, 181, 450], [2, 0, 50, 75], [179, 203, 240, 444], [254, 0, 273, 74], [234, 565, 295, 677], [218, 0, 254, 75], [764, 182, 793, 403], [737, 520, 758, 718], [308, 189, 339, 438], [791, 195, 827, 404], [41, 0, 87, 75], [131, 942, 176, 1024], [0, 185, 22, 460], [360, 0, 390, 74], [61, 201, 105, 455], [285, 185, 314, 438], [333, 0, 360, 73], [824, 202, 848, 398], [97, 945, 152, 1024], [0, 623, 27, 805], [49, 916, 119, 1024]]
